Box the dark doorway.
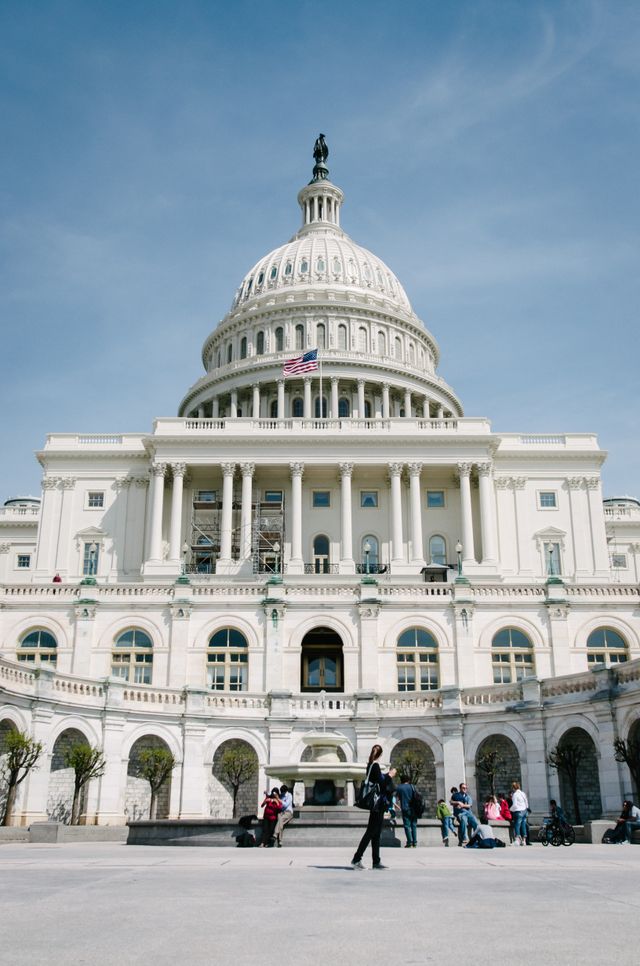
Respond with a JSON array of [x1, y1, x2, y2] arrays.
[[301, 626, 344, 692]]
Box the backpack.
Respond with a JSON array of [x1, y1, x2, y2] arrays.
[[410, 786, 425, 819]]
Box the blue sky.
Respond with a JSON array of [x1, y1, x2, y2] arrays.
[[1, 0, 638, 500]]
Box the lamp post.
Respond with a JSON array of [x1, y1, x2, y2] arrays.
[[273, 541, 281, 575], [547, 543, 554, 577], [364, 540, 371, 575], [455, 540, 463, 576], [88, 542, 98, 576], [181, 541, 189, 575]]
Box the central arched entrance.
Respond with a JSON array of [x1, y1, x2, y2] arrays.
[[301, 627, 344, 692]]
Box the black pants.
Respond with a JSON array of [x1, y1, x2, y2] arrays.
[[353, 808, 385, 866]]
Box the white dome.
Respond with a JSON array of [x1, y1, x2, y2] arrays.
[[231, 225, 413, 316]]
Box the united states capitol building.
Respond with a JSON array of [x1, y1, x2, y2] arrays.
[[1, 139, 639, 827]]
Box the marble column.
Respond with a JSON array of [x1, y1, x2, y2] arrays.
[[457, 462, 476, 565], [240, 462, 255, 560], [277, 380, 285, 419], [230, 390, 238, 418], [408, 462, 425, 566], [252, 383, 260, 418], [303, 378, 312, 418], [339, 462, 355, 571], [357, 379, 365, 418], [289, 462, 304, 570], [148, 462, 167, 561], [477, 461, 498, 564], [168, 463, 186, 562], [212, 397, 219, 418], [389, 463, 404, 563], [219, 462, 235, 563], [422, 396, 430, 418], [331, 377, 339, 418], [382, 383, 390, 419], [404, 389, 412, 417]]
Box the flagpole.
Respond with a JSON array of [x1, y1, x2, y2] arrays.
[[319, 351, 323, 420]]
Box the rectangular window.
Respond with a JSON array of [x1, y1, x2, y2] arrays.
[[426, 490, 445, 508], [360, 491, 378, 508], [87, 491, 104, 508], [312, 491, 331, 508], [82, 542, 100, 576], [17, 554, 31, 569], [546, 542, 561, 576], [196, 489, 217, 503], [539, 491, 557, 509], [611, 554, 627, 569], [264, 490, 283, 504]]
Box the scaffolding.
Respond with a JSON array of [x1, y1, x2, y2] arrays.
[[252, 496, 286, 574], [187, 494, 285, 574]]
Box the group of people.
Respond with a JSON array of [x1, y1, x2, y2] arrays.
[[234, 784, 294, 848], [603, 800, 640, 844]]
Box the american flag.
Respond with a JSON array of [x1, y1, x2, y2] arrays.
[[283, 349, 319, 376]]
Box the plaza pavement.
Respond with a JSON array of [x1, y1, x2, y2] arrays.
[[0, 842, 638, 965]]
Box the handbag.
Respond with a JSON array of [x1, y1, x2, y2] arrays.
[[355, 764, 381, 811]]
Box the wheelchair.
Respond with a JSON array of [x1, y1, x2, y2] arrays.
[[537, 818, 576, 847]]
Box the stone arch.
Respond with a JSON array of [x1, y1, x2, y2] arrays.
[[289, 614, 355, 652], [194, 615, 260, 652], [477, 615, 545, 652], [383, 615, 450, 651], [125, 735, 174, 821], [475, 735, 522, 804], [390, 738, 437, 813], [7, 615, 69, 657], [210, 738, 259, 819], [575, 615, 640, 653], [47, 727, 89, 823], [556, 727, 602, 824]]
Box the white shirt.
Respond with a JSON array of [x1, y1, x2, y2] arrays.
[[511, 789, 528, 811]]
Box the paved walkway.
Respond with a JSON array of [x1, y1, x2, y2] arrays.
[[1, 843, 638, 965]]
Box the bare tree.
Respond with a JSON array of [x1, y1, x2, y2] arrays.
[[219, 746, 258, 818], [392, 749, 427, 786], [136, 748, 176, 819], [613, 736, 640, 800], [1, 731, 43, 826], [64, 744, 106, 825], [476, 747, 506, 797], [547, 743, 585, 824]]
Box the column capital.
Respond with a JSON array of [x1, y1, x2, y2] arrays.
[[171, 462, 187, 479], [41, 477, 60, 490], [407, 462, 423, 478], [113, 477, 131, 490], [240, 462, 256, 478], [277, 378, 285, 387], [494, 476, 511, 489], [382, 382, 390, 391], [388, 462, 404, 478], [330, 376, 339, 385], [476, 461, 493, 478], [457, 461, 473, 478], [584, 476, 600, 490], [566, 477, 583, 490], [60, 476, 76, 490], [512, 477, 527, 490], [132, 476, 149, 488], [357, 377, 365, 387], [339, 462, 354, 479], [252, 382, 260, 390], [290, 462, 304, 479], [220, 462, 236, 478], [151, 462, 167, 478]]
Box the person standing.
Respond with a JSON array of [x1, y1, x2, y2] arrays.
[[510, 781, 529, 846], [395, 774, 418, 848], [436, 798, 455, 846], [274, 784, 294, 847], [259, 788, 282, 847], [450, 782, 479, 846], [351, 744, 396, 870]]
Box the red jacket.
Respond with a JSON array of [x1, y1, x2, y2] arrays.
[[261, 797, 282, 821]]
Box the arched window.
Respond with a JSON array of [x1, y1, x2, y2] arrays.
[[240, 337, 247, 360], [314, 395, 327, 418], [227, 344, 233, 364], [112, 628, 153, 684], [358, 326, 368, 353], [338, 324, 347, 350], [429, 535, 447, 566], [378, 332, 386, 355], [361, 535, 379, 573], [397, 628, 438, 691], [394, 337, 403, 361], [246, 278, 253, 296], [300, 258, 309, 274], [207, 629, 248, 691], [284, 261, 292, 277], [270, 400, 278, 418], [216, 350, 221, 369], [364, 400, 372, 418], [256, 331, 265, 355], [316, 257, 325, 273], [257, 271, 264, 287], [586, 628, 628, 666], [313, 534, 330, 574], [491, 628, 535, 684], [295, 324, 305, 350], [17, 629, 57, 666], [275, 327, 284, 352], [338, 397, 350, 418], [317, 323, 326, 349], [408, 343, 415, 364], [270, 265, 278, 280], [292, 397, 304, 417], [332, 257, 342, 275]]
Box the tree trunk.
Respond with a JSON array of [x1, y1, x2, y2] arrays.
[[71, 782, 82, 826], [232, 786, 239, 819], [2, 782, 17, 826], [149, 790, 158, 820], [571, 780, 582, 825]]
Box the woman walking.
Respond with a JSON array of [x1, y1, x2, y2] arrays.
[[510, 781, 529, 846], [351, 744, 396, 870]]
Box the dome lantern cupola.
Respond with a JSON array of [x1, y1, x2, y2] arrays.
[[297, 134, 343, 230]]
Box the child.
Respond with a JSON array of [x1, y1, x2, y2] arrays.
[[387, 790, 398, 827], [436, 798, 455, 846]]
